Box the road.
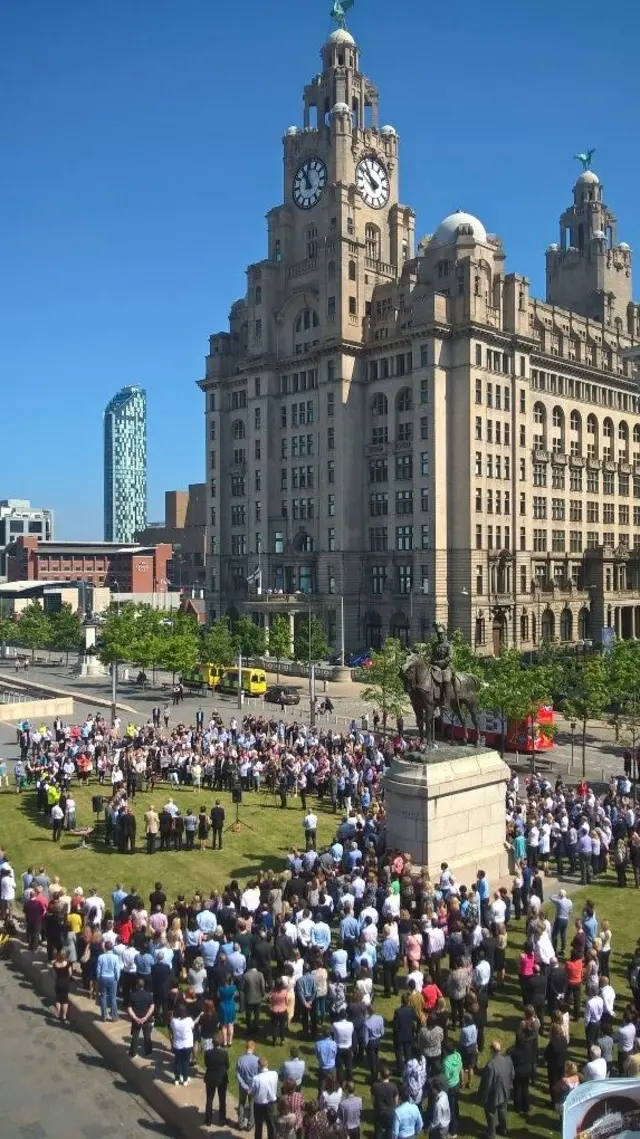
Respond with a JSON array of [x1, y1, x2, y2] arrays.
[[0, 655, 630, 784], [0, 960, 176, 1139]]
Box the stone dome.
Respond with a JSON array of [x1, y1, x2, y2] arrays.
[[547, 243, 559, 252], [432, 210, 488, 247], [331, 102, 350, 114], [592, 229, 606, 240], [326, 28, 355, 46], [576, 169, 600, 185], [285, 126, 297, 136], [618, 241, 631, 251], [380, 124, 397, 135]]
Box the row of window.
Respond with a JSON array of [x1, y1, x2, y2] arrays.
[[280, 466, 315, 490], [532, 498, 634, 524], [475, 345, 521, 374], [370, 564, 428, 596], [280, 401, 315, 427], [369, 491, 429, 515], [371, 383, 428, 416], [474, 417, 513, 445], [473, 523, 638, 554], [531, 368, 638, 410], [476, 490, 511, 514], [368, 525, 431, 552], [532, 466, 640, 495], [371, 418, 428, 445], [367, 347, 428, 382], [475, 380, 516, 411], [278, 369, 318, 394], [369, 454, 429, 483], [475, 454, 512, 480]]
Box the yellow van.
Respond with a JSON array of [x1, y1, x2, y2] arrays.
[[219, 667, 267, 696], [182, 663, 225, 690]]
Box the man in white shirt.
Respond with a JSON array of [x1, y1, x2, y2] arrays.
[[582, 1046, 607, 1081], [297, 910, 315, 950], [584, 990, 605, 1050], [251, 1057, 278, 1139], [240, 883, 260, 914], [303, 811, 318, 851], [84, 890, 105, 925], [489, 893, 507, 926], [333, 1016, 355, 1082], [599, 977, 616, 1017]]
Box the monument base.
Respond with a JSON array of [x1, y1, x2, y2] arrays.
[[74, 656, 107, 678], [384, 746, 512, 888]]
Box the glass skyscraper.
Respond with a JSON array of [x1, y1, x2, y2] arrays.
[[103, 385, 147, 542]]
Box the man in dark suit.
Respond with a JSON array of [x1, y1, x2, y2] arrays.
[[158, 808, 172, 852], [210, 800, 225, 849], [204, 1033, 230, 1126], [121, 808, 137, 854], [196, 707, 204, 730]]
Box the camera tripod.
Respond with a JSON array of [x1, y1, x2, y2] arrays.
[[225, 796, 255, 834]]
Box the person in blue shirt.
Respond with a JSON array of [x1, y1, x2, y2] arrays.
[[476, 870, 490, 926], [315, 1027, 338, 1083], [381, 936, 400, 997], [134, 944, 155, 990], [111, 883, 127, 918], [96, 947, 122, 1021], [392, 1090, 423, 1139]]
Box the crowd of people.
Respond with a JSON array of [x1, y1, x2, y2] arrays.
[[1, 707, 640, 1139]]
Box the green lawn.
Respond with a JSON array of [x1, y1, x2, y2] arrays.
[[1, 781, 638, 1137]]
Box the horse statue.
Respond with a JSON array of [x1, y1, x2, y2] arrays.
[[402, 650, 482, 747]]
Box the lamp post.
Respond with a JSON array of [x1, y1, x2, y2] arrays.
[[308, 595, 316, 728], [570, 719, 576, 771]]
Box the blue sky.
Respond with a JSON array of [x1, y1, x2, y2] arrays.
[[1, 0, 638, 538]]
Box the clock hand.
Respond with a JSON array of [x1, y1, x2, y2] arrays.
[[304, 169, 312, 191], [366, 169, 379, 192]]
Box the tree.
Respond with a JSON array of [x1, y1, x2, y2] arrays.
[[235, 615, 267, 659], [361, 636, 408, 733], [267, 615, 293, 683], [200, 618, 237, 668], [160, 628, 199, 683], [561, 654, 611, 777], [293, 614, 329, 663], [96, 602, 141, 666], [482, 650, 554, 756], [606, 639, 640, 780], [49, 603, 83, 664], [15, 601, 52, 662]]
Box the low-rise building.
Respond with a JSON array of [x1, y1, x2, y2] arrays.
[[136, 485, 206, 593], [0, 500, 54, 577], [5, 538, 172, 596]]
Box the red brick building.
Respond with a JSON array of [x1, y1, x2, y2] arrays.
[[6, 538, 172, 594]]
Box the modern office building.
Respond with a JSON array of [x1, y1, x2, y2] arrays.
[[136, 484, 207, 592], [0, 499, 54, 577], [199, 23, 640, 655], [104, 385, 147, 542]]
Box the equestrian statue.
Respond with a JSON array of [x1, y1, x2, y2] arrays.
[[402, 623, 481, 747]]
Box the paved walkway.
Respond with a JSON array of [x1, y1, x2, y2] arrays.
[[0, 958, 177, 1139]]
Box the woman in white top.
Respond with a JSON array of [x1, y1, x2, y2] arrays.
[[0, 864, 16, 918], [170, 998, 201, 1086], [354, 963, 373, 1007]]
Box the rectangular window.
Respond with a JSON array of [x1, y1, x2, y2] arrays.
[[327, 494, 336, 516], [421, 488, 429, 512], [369, 527, 388, 552], [371, 565, 387, 595], [397, 564, 413, 595], [587, 502, 599, 523], [327, 460, 335, 484], [603, 502, 615, 524], [420, 345, 429, 367], [349, 296, 357, 315], [475, 452, 483, 477], [552, 497, 565, 520], [395, 525, 413, 551], [552, 530, 565, 552], [487, 382, 493, 408], [475, 378, 482, 404], [420, 378, 428, 404], [475, 416, 482, 441], [476, 524, 482, 548], [421, 452, 429, 477], [369, 492, 389, 515], [369, 459, 388, 483], [533, 528, 547, 552], [486, 420, 493, 443], [420, 416, 429, 440], [552, 466, 565, 489], [619, 504, 629, 525], [421, 523, 430, 549], [328, 527, 336, 551], [327, 427, 335, 451], [395, 455, 413, 480], [327, 391, 335, 417], [395, 490, 413, 514]]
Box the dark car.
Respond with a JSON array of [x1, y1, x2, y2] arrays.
[[265, 685, 301, 705]]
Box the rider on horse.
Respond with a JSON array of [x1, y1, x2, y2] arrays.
[[431, 623, 455, 708]]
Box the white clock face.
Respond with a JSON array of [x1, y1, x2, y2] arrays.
[[356, 155, 390, 209], [293, 158, 327, 210]]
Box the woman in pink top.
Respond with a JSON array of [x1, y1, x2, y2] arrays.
[[518, 943, 536, 1003], [405, 926, 423, 971]]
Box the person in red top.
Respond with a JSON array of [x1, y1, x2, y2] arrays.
[[565, 952, 584, 1022], [24, 886, 48, 951], [115, 915, 133, 944], [422, 976, 443, 1012]]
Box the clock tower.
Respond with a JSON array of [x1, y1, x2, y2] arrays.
[[265, 26, 415, 347], [201, 22, 415, 647]]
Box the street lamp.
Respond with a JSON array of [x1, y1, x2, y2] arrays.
[[570, 719, 576, 771]]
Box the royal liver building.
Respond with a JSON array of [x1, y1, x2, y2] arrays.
[[199, 20, 640, 657]]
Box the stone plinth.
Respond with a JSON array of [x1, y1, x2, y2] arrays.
[[384, 746, 511, 887], [75, 657, 107, 678]]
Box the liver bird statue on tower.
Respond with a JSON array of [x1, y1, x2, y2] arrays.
[[330, 0, 355, 29], [574, 149, 596, 171]]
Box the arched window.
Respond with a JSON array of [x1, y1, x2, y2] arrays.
[[255, 285, 262, 305], [560, 608, 573, 642], [475, 616, 486, 647], [396, 387, 412, 414], [552, 406, 565, 452], [619, 421, 629, 457], [365, 224, 381, 261], [328, 260, 336, 278], [602, 417, 614, 460], [634, 425, 640, 461], [569, 409, 582, 456], [533, 402, 546, 447], [520, 613, 529, 642], [541, 608, 555, 643], [232, 420, 246, 440], [348, 259, 356, 281], [371, 393, 388, 417], [586, 414, 598, 458], [570, 410, 580, 431], [578, 606, 590, 641], [274, 240, 282, 263]]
